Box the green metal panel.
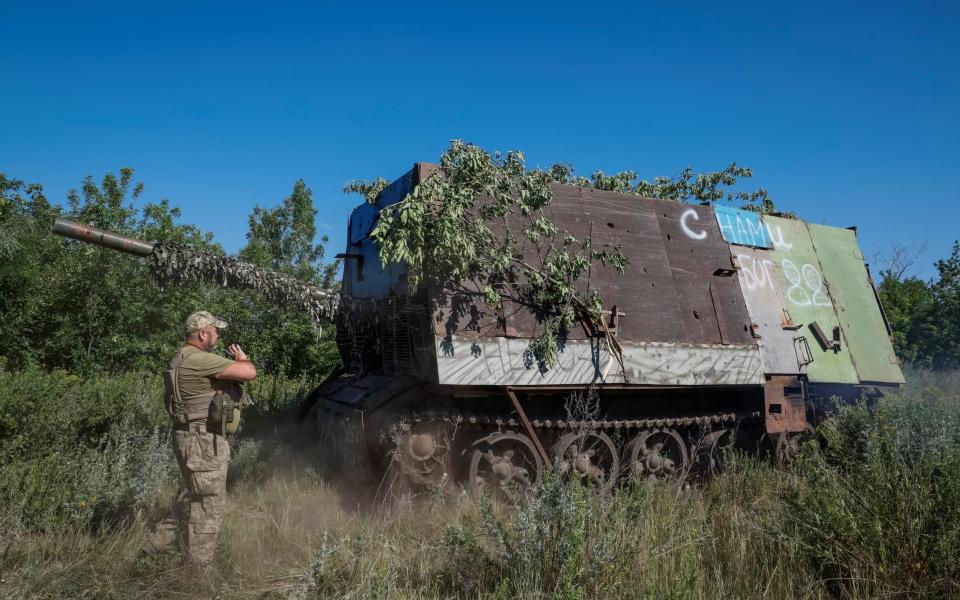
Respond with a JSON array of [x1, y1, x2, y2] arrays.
[[807, 224, 905, 384], [762, 217, 859, 384]]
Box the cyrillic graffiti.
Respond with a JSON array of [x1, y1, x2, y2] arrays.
[[765, 223, 793, 250], [737, 254, 832, 308], [782, 259, 831, 307], [681, 206, 791, 250], [678, 208, 829, 308], [680, 208, 708, 240], [736, 254, 776, 291], [713, 205, 772, 249]]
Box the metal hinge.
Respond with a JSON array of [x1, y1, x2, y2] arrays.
[[780, 308, 801, 330]]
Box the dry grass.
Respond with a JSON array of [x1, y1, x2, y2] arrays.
[[3, 368, 960, 598], [0, 447, 951, 599], [0, 461, 828, 599]]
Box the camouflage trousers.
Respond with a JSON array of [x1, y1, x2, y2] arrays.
[[171, 423, 230, 565]]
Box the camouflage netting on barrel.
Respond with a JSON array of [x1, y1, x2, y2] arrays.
[[149, 241, 338, 323]]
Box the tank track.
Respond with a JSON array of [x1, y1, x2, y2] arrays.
[[385, 409, 762, 497], [397, 410, 757, 431]]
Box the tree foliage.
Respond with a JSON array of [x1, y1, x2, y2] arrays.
[[0, 169, 340, 380], [366, 141, 629, 367], [228, 179, 341, 377], [565, 162, 789, 217], [0, 169, 217, 373], [343, 177, 390, 205], [240, 179, 338, 286], [359, 141, 785, 367], [879, 241, 960, 370]]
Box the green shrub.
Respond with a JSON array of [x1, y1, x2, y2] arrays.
[[785, 367, 960, 596], [0, 368, 175, 532], [437, 461, 812, 600], [0, 365, 320, 534]]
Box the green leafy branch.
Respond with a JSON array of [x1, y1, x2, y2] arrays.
[[564, 163, 792, 218], [352, 142, 784, 369], [361, 141, 628, 368], [343, 178, 391, 204]]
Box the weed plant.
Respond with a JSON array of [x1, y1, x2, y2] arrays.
[[0, 367, 173, 532], [1, 366, 959, 598]]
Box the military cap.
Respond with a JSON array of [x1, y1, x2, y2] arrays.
[[185, 311, 228, 333]]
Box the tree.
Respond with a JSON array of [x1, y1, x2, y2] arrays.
[[929, 242, 960, 369], [216, 180, 341, 379], [878, 241, 960, 370], [0, 175, 44, 258], [0, 169, 221, 373], [570, 163, 789, 216], [240, 179, 337, 286], [878, 273, 935, 366], [0, 169, 343, 380]]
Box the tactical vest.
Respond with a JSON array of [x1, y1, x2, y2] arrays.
[[165, 347, 245, 435], [164, 346, 216, 423]]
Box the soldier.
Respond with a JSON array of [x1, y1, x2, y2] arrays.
[[164, 310, 257, 566]]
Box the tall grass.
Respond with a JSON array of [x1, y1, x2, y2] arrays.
[[0, 368, 173, 533], [0, 366, 316, 534], [1, 366, 959, 598], [782, 368, 960, 596]]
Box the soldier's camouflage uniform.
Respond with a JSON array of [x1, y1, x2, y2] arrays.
[[163, 340, 235, 566], [172, 420, 230, 564]]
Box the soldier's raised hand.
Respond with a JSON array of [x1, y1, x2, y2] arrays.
[[227, 344, 248, 361]]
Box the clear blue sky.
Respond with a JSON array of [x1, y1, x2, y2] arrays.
[[2, 1, 957, 279]]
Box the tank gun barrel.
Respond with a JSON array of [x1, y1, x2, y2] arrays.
[[52, 218, 156, 256], [51, 217, 338, 323]]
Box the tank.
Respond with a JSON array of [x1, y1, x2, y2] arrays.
[[319, 163, 904, 496], [52, 162, 904, 496]]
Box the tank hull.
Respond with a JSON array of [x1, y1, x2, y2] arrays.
[[325, 163, 903, 495]]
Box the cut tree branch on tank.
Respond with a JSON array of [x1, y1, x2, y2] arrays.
[[359, 140, 785, 369]]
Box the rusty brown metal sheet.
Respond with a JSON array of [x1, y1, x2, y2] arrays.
[[467, 185, 690, 344], [654, 201, 755, 346], [412, 162, 438, 186], [432, 286, 504, 340], [557, 186, 688, 342], [430, 188, 767, 388], [434, 185, 761, 349], [427, 184, 770, 387], [763, 375, 807, 433]]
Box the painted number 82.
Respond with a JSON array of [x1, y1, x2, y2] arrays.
[[781, 259, 831, 307]]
